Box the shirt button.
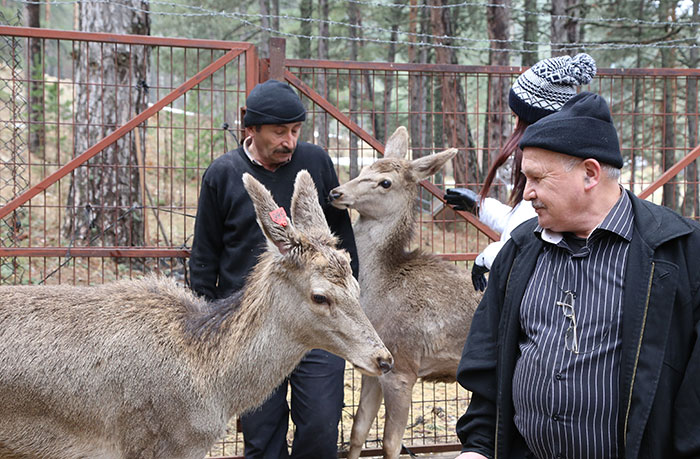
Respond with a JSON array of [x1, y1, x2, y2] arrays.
[[555, 373, 563, 380], [552, 414, 560, 421]]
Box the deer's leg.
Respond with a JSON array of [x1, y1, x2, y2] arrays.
[[347, 375, 383, 459], [380, 371, 418, 459]]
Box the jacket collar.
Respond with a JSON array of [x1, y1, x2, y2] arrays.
[[625, 189, 694, 249]]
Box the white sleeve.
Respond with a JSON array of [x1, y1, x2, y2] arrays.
[[499, 200, 537, 241], [478, 197, 513, 234], [475, 200, 537, 270], [475, 240, 506, 270]]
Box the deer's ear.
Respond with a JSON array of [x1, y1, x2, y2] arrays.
[[384, 126, 409, 159], [411, 148, 458, 180], [242, 173, 299, 255], [291, 170, 332, 237]]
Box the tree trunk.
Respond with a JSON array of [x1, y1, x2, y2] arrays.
[[316, 0, 330, 150], [25, 1, 45, 159], [682, 0, 699, 217], [483, 0, 511, 197], [577, 0, 587, 49], [431, 0, 474, 184], [271, 0, 279, 34], [381, 23, 399, 143], [661, 63, 677, 210], [372, 19, 400, 145], [522, 0, 538, 66], [629, 0, 646, 194], [298, 0, 313, 144], [258, 0, 270, 59], [348, 0, 361, 179], [660, 0, 677, 210], [298, 0, 312, 60], [408, 0, 431, 157], [63, 1, 150, 247], [550, 0, 579, 56]]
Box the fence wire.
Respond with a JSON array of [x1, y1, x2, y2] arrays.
[[0, 11, 28, 284]]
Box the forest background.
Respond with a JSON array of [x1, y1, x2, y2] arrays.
[[4, 0, 699, 77]]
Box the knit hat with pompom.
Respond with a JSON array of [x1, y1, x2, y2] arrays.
[[509, 53, 597, 125]]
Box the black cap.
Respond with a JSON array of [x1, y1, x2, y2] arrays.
[[243, 80, 307, 127], [519, 92, 623, 168]]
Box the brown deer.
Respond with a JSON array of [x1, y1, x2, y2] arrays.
[[0, 170, 393, 459], [329, 127, 481, 459]]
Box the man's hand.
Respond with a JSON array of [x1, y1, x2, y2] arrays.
[[444, 188, 480, 214], [471, 263, 489, 292], [454, 453, 489, 459]]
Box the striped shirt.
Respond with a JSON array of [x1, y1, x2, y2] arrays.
[[512, 189, 634, 459]]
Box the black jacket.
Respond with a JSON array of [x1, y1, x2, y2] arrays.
[[456, 190, 700, 458], [189, 142, 358, 300]]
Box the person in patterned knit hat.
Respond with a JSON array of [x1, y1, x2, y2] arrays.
[[444, 53, 596, 292]]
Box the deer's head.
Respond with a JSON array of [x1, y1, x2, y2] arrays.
[[242, 170, 393, 376], [329, 126, 457, 218]]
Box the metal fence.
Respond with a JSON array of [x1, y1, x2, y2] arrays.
[[0, 26, 255, 288], [0, 13, 28, 284], [1, 26, 700, 458]]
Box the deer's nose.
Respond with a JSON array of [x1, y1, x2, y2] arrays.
[[378, 355, 394, 374], [329, 189, 343, 202]]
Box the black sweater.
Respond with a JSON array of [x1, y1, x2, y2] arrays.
[[189, 142, 358, 300]]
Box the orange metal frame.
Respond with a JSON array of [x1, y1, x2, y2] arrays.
[[0, 26, 256, 258]]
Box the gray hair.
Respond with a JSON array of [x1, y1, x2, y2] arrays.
[[560, 155, 621, 181]]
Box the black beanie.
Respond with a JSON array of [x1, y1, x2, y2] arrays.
[[519, 91, 623, 168], [243, 79, 307, 127]]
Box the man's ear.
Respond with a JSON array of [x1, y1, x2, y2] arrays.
[[240, 107, 247, 139], [582, 158, 602, 190]]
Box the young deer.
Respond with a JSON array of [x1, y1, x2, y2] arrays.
[[0, 170, 392, 459], [329, 127, 481, 459]]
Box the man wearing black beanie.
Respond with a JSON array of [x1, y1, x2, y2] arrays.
[[455, 92, 700, 459], [189, 79, 358, 458]]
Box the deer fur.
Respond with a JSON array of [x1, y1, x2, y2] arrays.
[[329, 127, 481, 459], [0, 170, 393, 459]]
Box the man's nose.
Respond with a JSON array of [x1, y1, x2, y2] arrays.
[[523, 181, 535, 201], [282, 132, 295, 147]]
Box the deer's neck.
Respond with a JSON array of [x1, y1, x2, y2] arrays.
[[198, 265, 309, 419], [353, 202, 415, 285]]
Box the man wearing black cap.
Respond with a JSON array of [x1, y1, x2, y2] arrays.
[[189, 79, 358, 458], [454, 92, 700, 459]]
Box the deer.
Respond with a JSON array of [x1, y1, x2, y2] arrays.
[[0, 170, 393, 459], [329, 127, 482, 459]]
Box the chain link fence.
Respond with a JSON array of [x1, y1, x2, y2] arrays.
[[0, 11, 28, 284]]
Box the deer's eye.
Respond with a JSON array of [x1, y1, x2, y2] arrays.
[[379, 179, 392, 189], [312, 294, 329, 305]]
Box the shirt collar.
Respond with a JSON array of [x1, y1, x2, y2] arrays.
[[535, 187, 634, 246], [242, 136, 262, 166], [242, 136, 293, 169]]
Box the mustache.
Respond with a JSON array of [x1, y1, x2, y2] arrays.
[[531, 200, 545, 210], [274, 147, 293, 154]]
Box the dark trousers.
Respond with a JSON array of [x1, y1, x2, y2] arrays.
[[240, 349, 346, 459]]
